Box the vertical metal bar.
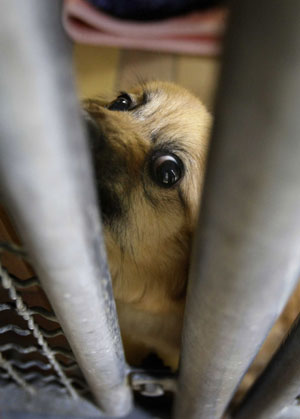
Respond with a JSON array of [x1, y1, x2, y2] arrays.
[[175, 1, 300, 418], [234, 314, 300, 419], [0, 1, 132, 416]]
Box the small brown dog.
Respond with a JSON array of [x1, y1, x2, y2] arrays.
[[84, 81, 300, 391], [84, 81, 211, 369]]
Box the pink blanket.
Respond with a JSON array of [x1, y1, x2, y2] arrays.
[[63, 0, 227, 56]]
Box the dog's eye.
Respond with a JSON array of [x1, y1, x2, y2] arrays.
[[108, 93, 132, 111], [150, 154, 183, 188]]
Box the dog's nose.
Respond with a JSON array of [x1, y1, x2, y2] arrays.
[[81, 110, 123, 223], [83, 110, 107, 152], [82, 109, 121, 183]]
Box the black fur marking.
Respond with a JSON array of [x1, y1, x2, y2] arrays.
[[150, 133, 158, 144], [140, 91, 150, 108], [98, 186, 123, 224], [131, 92, 151, 119]]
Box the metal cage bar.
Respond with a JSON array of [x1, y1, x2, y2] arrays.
[[234, 314, 300, 419], [0, 1, 132, 416], [175, 1, 300, 418]]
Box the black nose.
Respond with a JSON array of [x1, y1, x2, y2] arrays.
[[82, 110, 111, 183], [83, 111, 106, 152], [82, 110, 124, 224]]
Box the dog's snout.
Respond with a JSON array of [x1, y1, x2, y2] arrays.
[[83, 110, 107, 152], [82, 110, 125, 223]]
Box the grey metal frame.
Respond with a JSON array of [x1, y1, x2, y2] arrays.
[[0, 1, 131, 416], [175, 1, 300, 418]]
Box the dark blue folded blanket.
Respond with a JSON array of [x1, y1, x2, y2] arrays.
[[87, 0, 223, 21]]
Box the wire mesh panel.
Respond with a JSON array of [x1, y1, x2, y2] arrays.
[[0, 216, 174, 418], [0, 236, 103, 417]]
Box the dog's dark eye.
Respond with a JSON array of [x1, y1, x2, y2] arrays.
[[108, 93, 132, 111], [150, 154, 183, 188]]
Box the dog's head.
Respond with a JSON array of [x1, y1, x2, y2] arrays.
[[84, 81, 211, 302]]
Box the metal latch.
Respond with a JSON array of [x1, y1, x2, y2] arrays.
[[129, 369, 177, 397]]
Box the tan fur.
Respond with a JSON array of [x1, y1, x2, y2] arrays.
[[84, 81, 211, 368], [84, 81, 300, 390]]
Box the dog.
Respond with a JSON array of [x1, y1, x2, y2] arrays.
[[83, 81, 211, 369], [83, 80, 300, 395]]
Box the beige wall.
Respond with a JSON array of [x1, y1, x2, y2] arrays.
[[73, 45, 220, 112]]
